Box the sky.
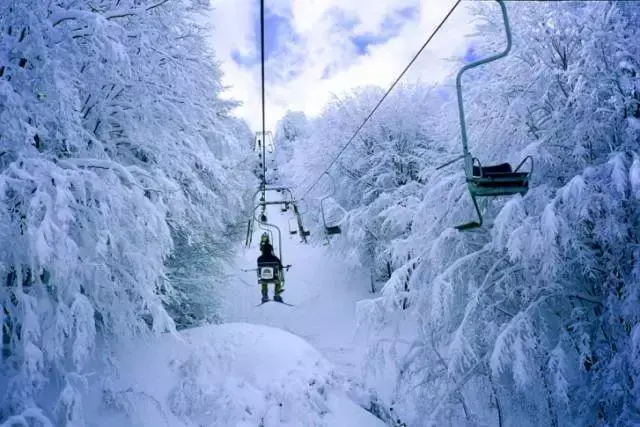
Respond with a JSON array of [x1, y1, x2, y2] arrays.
[[207, 0, 475, 132]]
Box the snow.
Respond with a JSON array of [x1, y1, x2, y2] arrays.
[[86, 322, 383, 427], [83, 202, 384, 426], [4, 1, 638, 425], [219, 200, 387, 419], [222, 214, 374, 375]]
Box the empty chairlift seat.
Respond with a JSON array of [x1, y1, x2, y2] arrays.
[[325, 225, 341, 235], [468, 157, 532, 196]]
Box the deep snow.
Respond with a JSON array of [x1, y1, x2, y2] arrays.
[[83, 201, 385, 426], [85, 322, 384, 426]]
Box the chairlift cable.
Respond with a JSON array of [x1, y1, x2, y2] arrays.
[[260, 0, 267, 201], [297, 0, 462, 201]]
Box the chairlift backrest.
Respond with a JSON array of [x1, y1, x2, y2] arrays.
[[259, 266, 275, 280]]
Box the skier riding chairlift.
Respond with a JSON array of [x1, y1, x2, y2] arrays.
[[259, 232, 270, 251], [257, 236, 284, 303]]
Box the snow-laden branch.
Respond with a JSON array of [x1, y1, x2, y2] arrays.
[[55, 158, 172, 194], [0, 408, 54, 427], [104, 0, 171, 19], [51, 0, 171, 27]]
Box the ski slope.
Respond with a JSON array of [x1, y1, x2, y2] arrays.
[[85, 323, 384, 427], [83, 202, 385, 426], [222, 203, 374, 376], [217, 201, 388, 423]]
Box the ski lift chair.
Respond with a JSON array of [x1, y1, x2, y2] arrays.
[[321, 195, 343, 235], [255, 224, 285, 285], [452, 0, 533, 230], [320, 173, 344, 236], [460, 157, 533, 229], [253, 205, 283, 257], [325, 224, 342, 235], [288, 218, 298, 235], [292, 202, 311, 240]]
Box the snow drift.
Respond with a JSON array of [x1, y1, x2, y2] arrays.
[[86, 323, 385, 427]]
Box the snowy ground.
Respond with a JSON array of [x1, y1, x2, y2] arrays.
[[84, 201, 386, 426], [221, 204, 375, 376], [86, 323, 384, 427], [217, 201, 389, 421]]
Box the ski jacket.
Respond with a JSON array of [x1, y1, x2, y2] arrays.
[[257, 253, 283, 269]]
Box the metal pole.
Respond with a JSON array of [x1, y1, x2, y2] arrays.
[[260, 0, 267, 204], [455, 0, 512, 176], [253, 205, 283, 262]]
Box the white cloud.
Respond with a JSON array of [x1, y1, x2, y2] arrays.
[[208, 0, 475, 132]]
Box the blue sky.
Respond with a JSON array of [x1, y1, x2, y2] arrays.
[[209, 0, 474, 131], [232, 3, 424, 74], [349, 6, 419, 55], [231, 6, 295, 67]]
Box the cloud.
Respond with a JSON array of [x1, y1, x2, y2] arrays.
[[208, 0, 476, 132]]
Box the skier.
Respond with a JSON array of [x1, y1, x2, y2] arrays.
[[257, 239, 284, 303], [259, 232, 270, 251]]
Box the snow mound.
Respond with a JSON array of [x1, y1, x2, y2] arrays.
[[88, 323, 384, 427]]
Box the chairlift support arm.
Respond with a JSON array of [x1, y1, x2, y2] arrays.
[[253, 204, 283, 262], [457, 0, 511, 177]]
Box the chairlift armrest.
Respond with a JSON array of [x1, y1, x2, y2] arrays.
[[471, 157, 483, 177], [514, 155, 533, 175], [436, 154, 464, 171]]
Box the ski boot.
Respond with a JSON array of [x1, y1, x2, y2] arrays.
[[273, 295, 283, 303]]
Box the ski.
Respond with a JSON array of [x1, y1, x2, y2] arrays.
[[275, 300, 294, 306], [255, 299, 294, 307]]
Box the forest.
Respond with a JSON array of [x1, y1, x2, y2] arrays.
[[1, 1, 638, 426], [276, 2, 640, 425]]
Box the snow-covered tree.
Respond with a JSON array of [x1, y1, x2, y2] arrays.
[[284, 1, 640, 425], [279, 84, 449, 278], [0, 0, 252, 423], [273, 110, 308, 172]]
